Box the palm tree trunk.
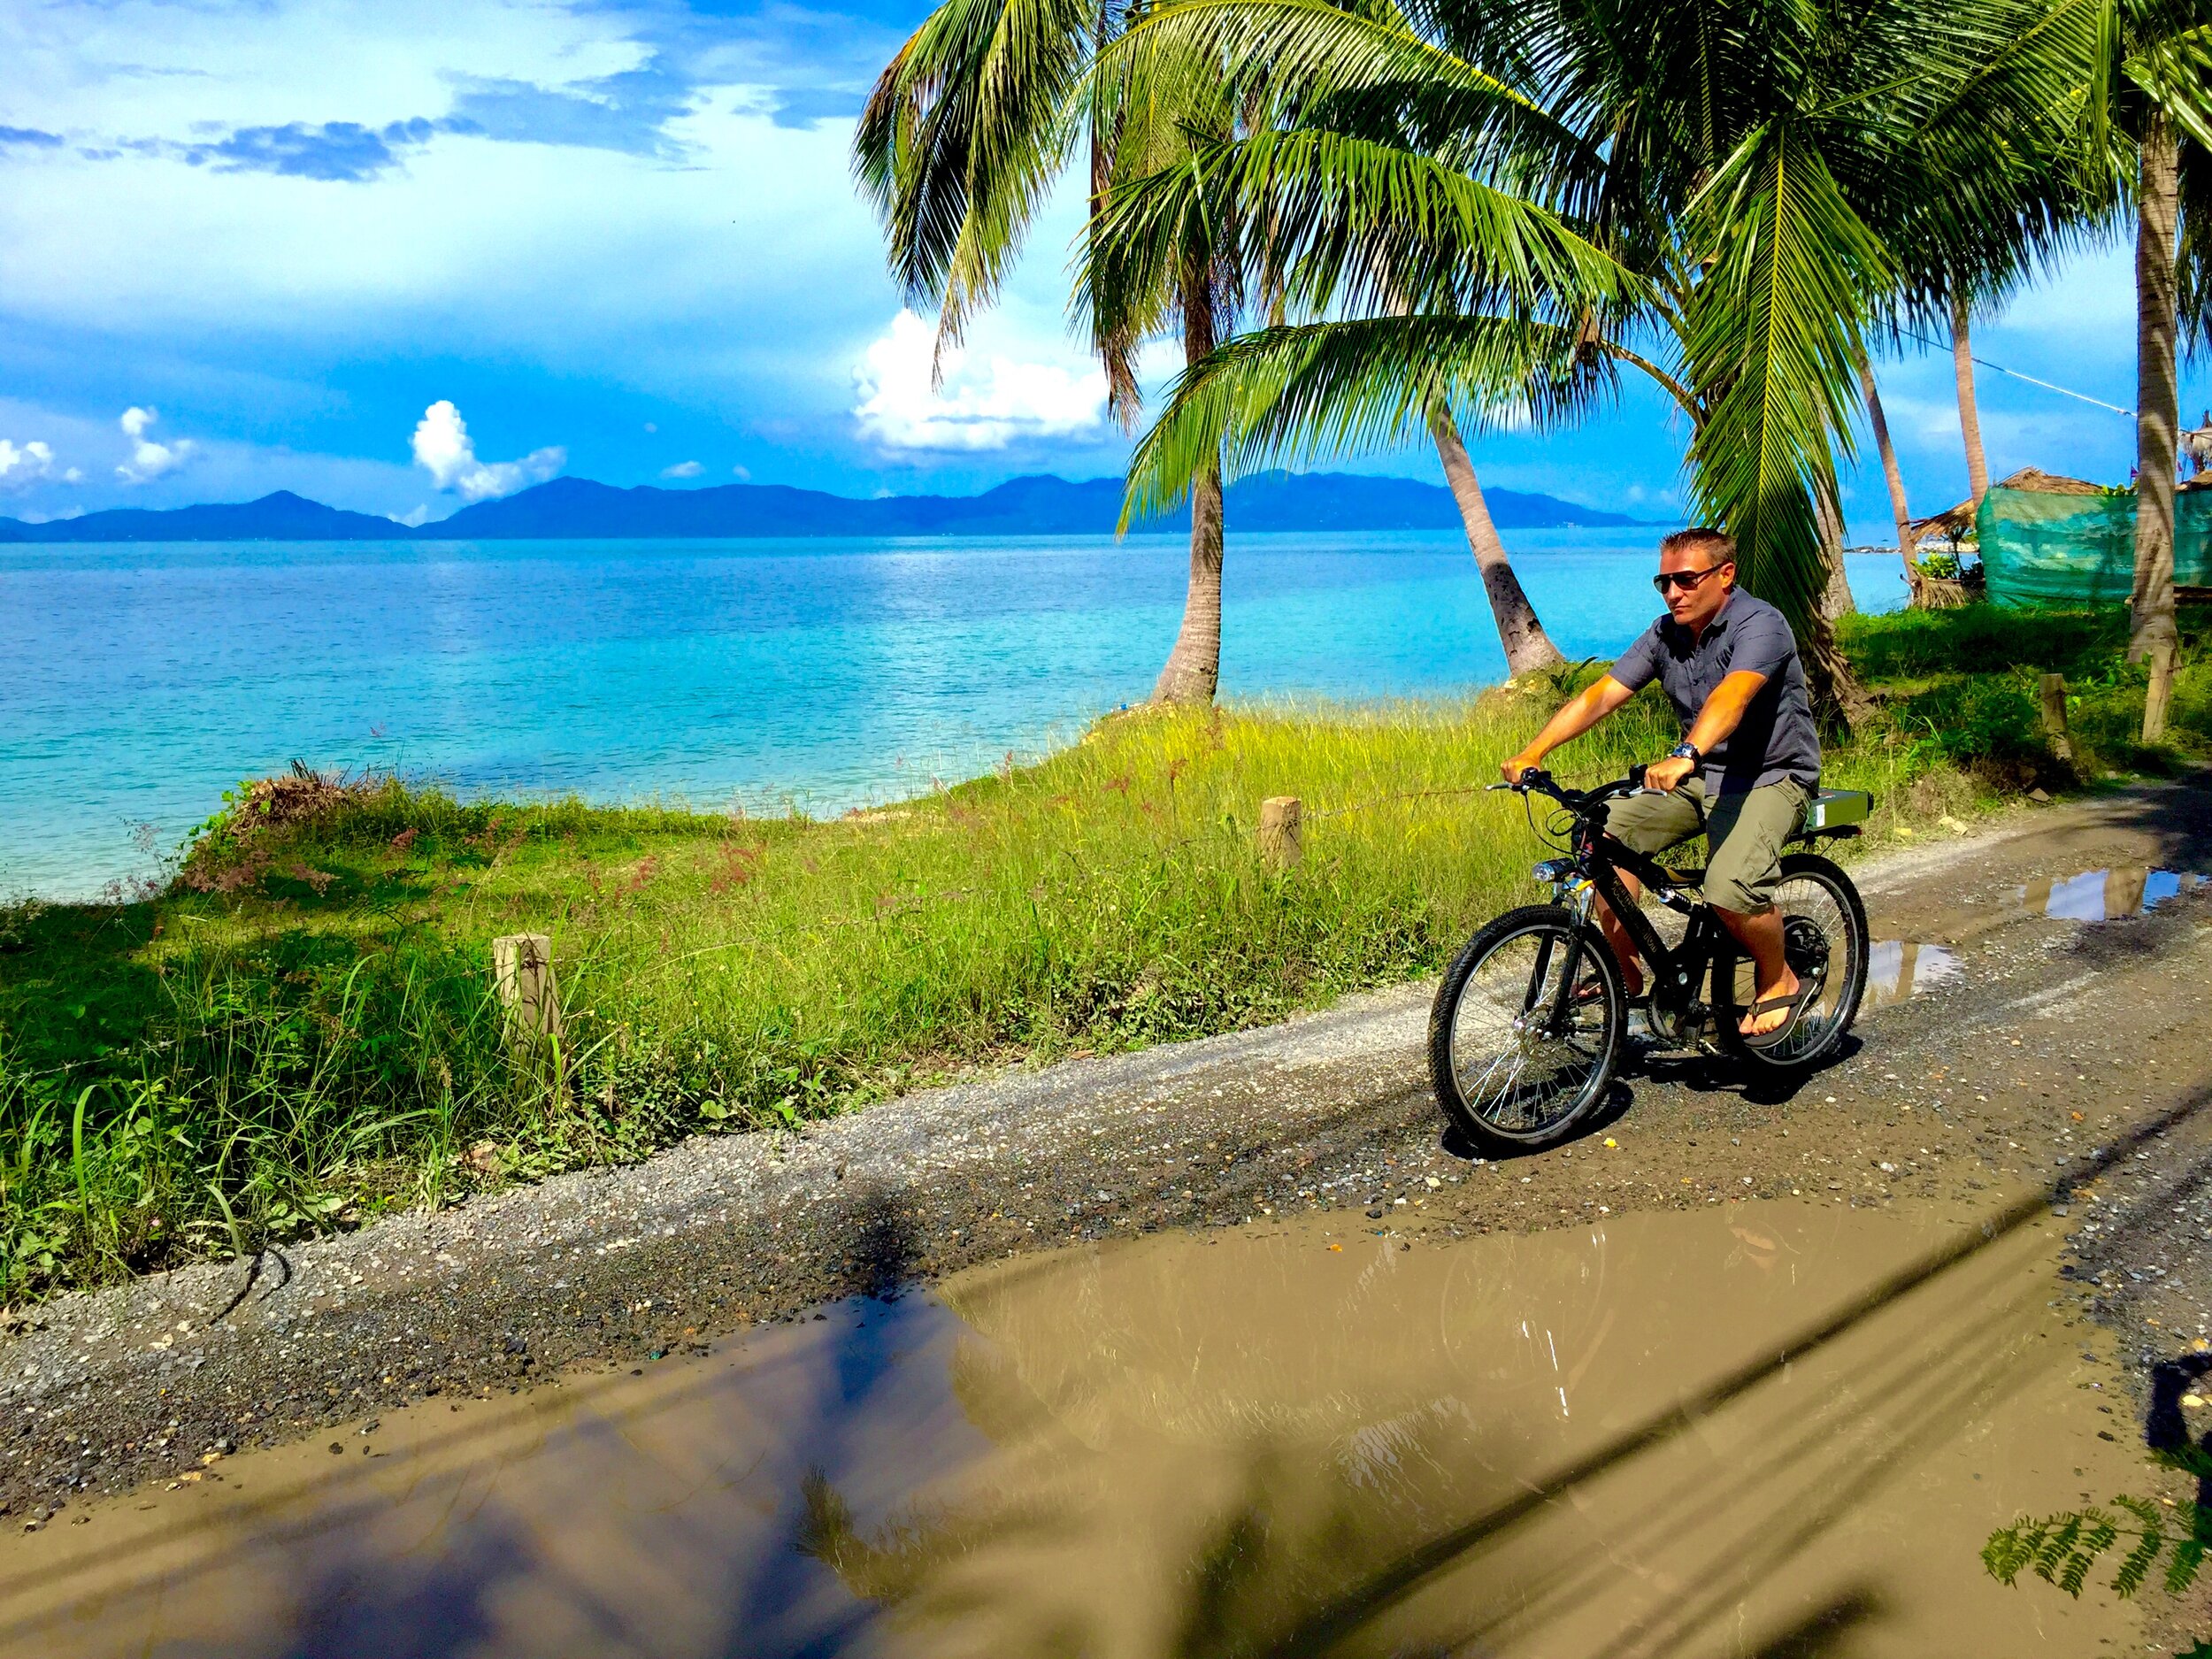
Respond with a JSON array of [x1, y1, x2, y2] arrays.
[[2130, 112, 2181, 714], [1425, 402, 1565, 678], [1151, 272, 1225, 705], [1950, 288, 1991, 506], [1856, 356, 1924, 605], [1801, 609, 1876, 733], [1813, 480, 1856, 620]]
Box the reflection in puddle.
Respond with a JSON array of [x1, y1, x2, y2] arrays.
[[2018, 866, 2203, 922], [1865, 940, 1962, 1010], [0, 1206, 2135, 1659]]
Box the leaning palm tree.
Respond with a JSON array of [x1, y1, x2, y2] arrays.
[[1855, 356, 1927, 602], [1094, 0, 2099, 721], [854, 0, 1246, 704]]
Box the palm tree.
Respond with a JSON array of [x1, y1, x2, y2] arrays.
[[1855, 356, 1926, 602], [1428, 403, 1565, 674], [853, 0, 1242, 704], [1096, 0, 2092, 722], [1949, 288, 1994, 505], [1079, 40, 1642, 672], [2067, 1, 2212, 725]]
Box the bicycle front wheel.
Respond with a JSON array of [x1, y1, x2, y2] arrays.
[[1427, 905, 1624, 1155]]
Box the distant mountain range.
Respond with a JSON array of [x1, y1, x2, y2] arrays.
[[0, 471, 1646, 544]]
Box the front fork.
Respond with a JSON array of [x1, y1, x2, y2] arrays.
[[1525, 884, 1601, 1037]]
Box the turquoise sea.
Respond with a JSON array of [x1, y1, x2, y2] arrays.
[[1, 529, 1909, 898]]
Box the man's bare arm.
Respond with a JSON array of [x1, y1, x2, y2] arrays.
[[1645, 669, 1770, 791], [1502, 675, 1639, 781]]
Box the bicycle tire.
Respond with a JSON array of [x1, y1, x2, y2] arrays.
[[1427, 905, 1624, 1156], [1712, 852, 1870, 1072]]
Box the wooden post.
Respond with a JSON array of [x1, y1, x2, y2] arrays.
[[2143, 640, 2177, 743], [492, 933, 562, 1043], [1258, 796, 1302, 868], [2038, 673, 2073, 762]]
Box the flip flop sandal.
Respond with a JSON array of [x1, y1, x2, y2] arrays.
[[1739, 978, 1822, 1047]]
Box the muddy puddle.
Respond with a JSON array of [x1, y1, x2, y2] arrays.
[[2019, 866, 2204, 924], [1859, 866, 2205, 1010], [0, 1202, 2141, 1657], [1863, 940, 1962, 1010]]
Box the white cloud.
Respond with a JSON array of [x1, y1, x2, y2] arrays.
[[0, 439, 61, 490], [731, 463, 750, 480], [852, 310, 1109, 451], [660, 459, 703, 479], [392, 503, 432, 526], [115, 406, 196, 482], [410, 399, 564, 500]]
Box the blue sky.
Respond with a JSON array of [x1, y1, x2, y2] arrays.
[[0, 0, 2200, 534]]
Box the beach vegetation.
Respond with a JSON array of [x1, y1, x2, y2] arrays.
[[0, 605, 2206, 1299]]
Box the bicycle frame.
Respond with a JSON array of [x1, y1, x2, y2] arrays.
[[1573, 822, 1732, 1027], [1515, 772, 1732, 1038]]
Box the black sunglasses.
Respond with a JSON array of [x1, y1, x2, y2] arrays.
[[1652, 563, 1731, 594]]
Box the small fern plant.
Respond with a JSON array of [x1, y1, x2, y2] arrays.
[[1984, 1447, 2212, 1607]]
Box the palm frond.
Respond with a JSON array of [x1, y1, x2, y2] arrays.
[[2178, 131, 2212, 356], [854, 0, 1096, 349], [1086, 127, 1643, 336], [1104, 0, 1543, 139], [1121, 314, 1609, 523], [2126, 22, 2212, 152], [1678, 122, 1892, 634]]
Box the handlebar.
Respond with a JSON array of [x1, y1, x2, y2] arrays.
[[1491, 763, 1709, 836], [1489, 767, 1651, 811]]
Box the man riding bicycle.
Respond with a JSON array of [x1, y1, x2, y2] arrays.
[[1501, 527, 1821, 1040]]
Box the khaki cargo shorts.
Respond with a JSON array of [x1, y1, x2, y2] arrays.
[[1603, 776, 1811, 914]]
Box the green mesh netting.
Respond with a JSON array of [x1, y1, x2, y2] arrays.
[[1977, 485, 2212, 605]]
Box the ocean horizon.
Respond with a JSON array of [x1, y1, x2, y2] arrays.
[[3, 527, 1911, 898]]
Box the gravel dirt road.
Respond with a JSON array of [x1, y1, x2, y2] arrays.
[[4, 775, 2209, 1549]]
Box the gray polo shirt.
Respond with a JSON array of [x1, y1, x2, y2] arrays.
[[1609, 589, 1820, 794]]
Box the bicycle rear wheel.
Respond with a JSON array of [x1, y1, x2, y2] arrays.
[[1427, 905, 1624, 1155], [1714, 852, 1869, 1071]]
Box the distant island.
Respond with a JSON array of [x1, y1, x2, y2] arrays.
[[0, 471, 1647, 544]]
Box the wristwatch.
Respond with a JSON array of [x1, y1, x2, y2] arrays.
[[1668, 741, 1701, 763]]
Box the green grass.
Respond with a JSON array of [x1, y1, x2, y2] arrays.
[[2, 604, 2206, 1299]]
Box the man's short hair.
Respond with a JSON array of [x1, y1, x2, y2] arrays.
[[1659, 526, 1737, 567]]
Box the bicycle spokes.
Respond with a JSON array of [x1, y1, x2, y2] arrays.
[[1448, 924, 1613, 1134]]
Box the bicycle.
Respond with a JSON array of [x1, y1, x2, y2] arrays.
[[1427, 767, 1873, 1156]]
